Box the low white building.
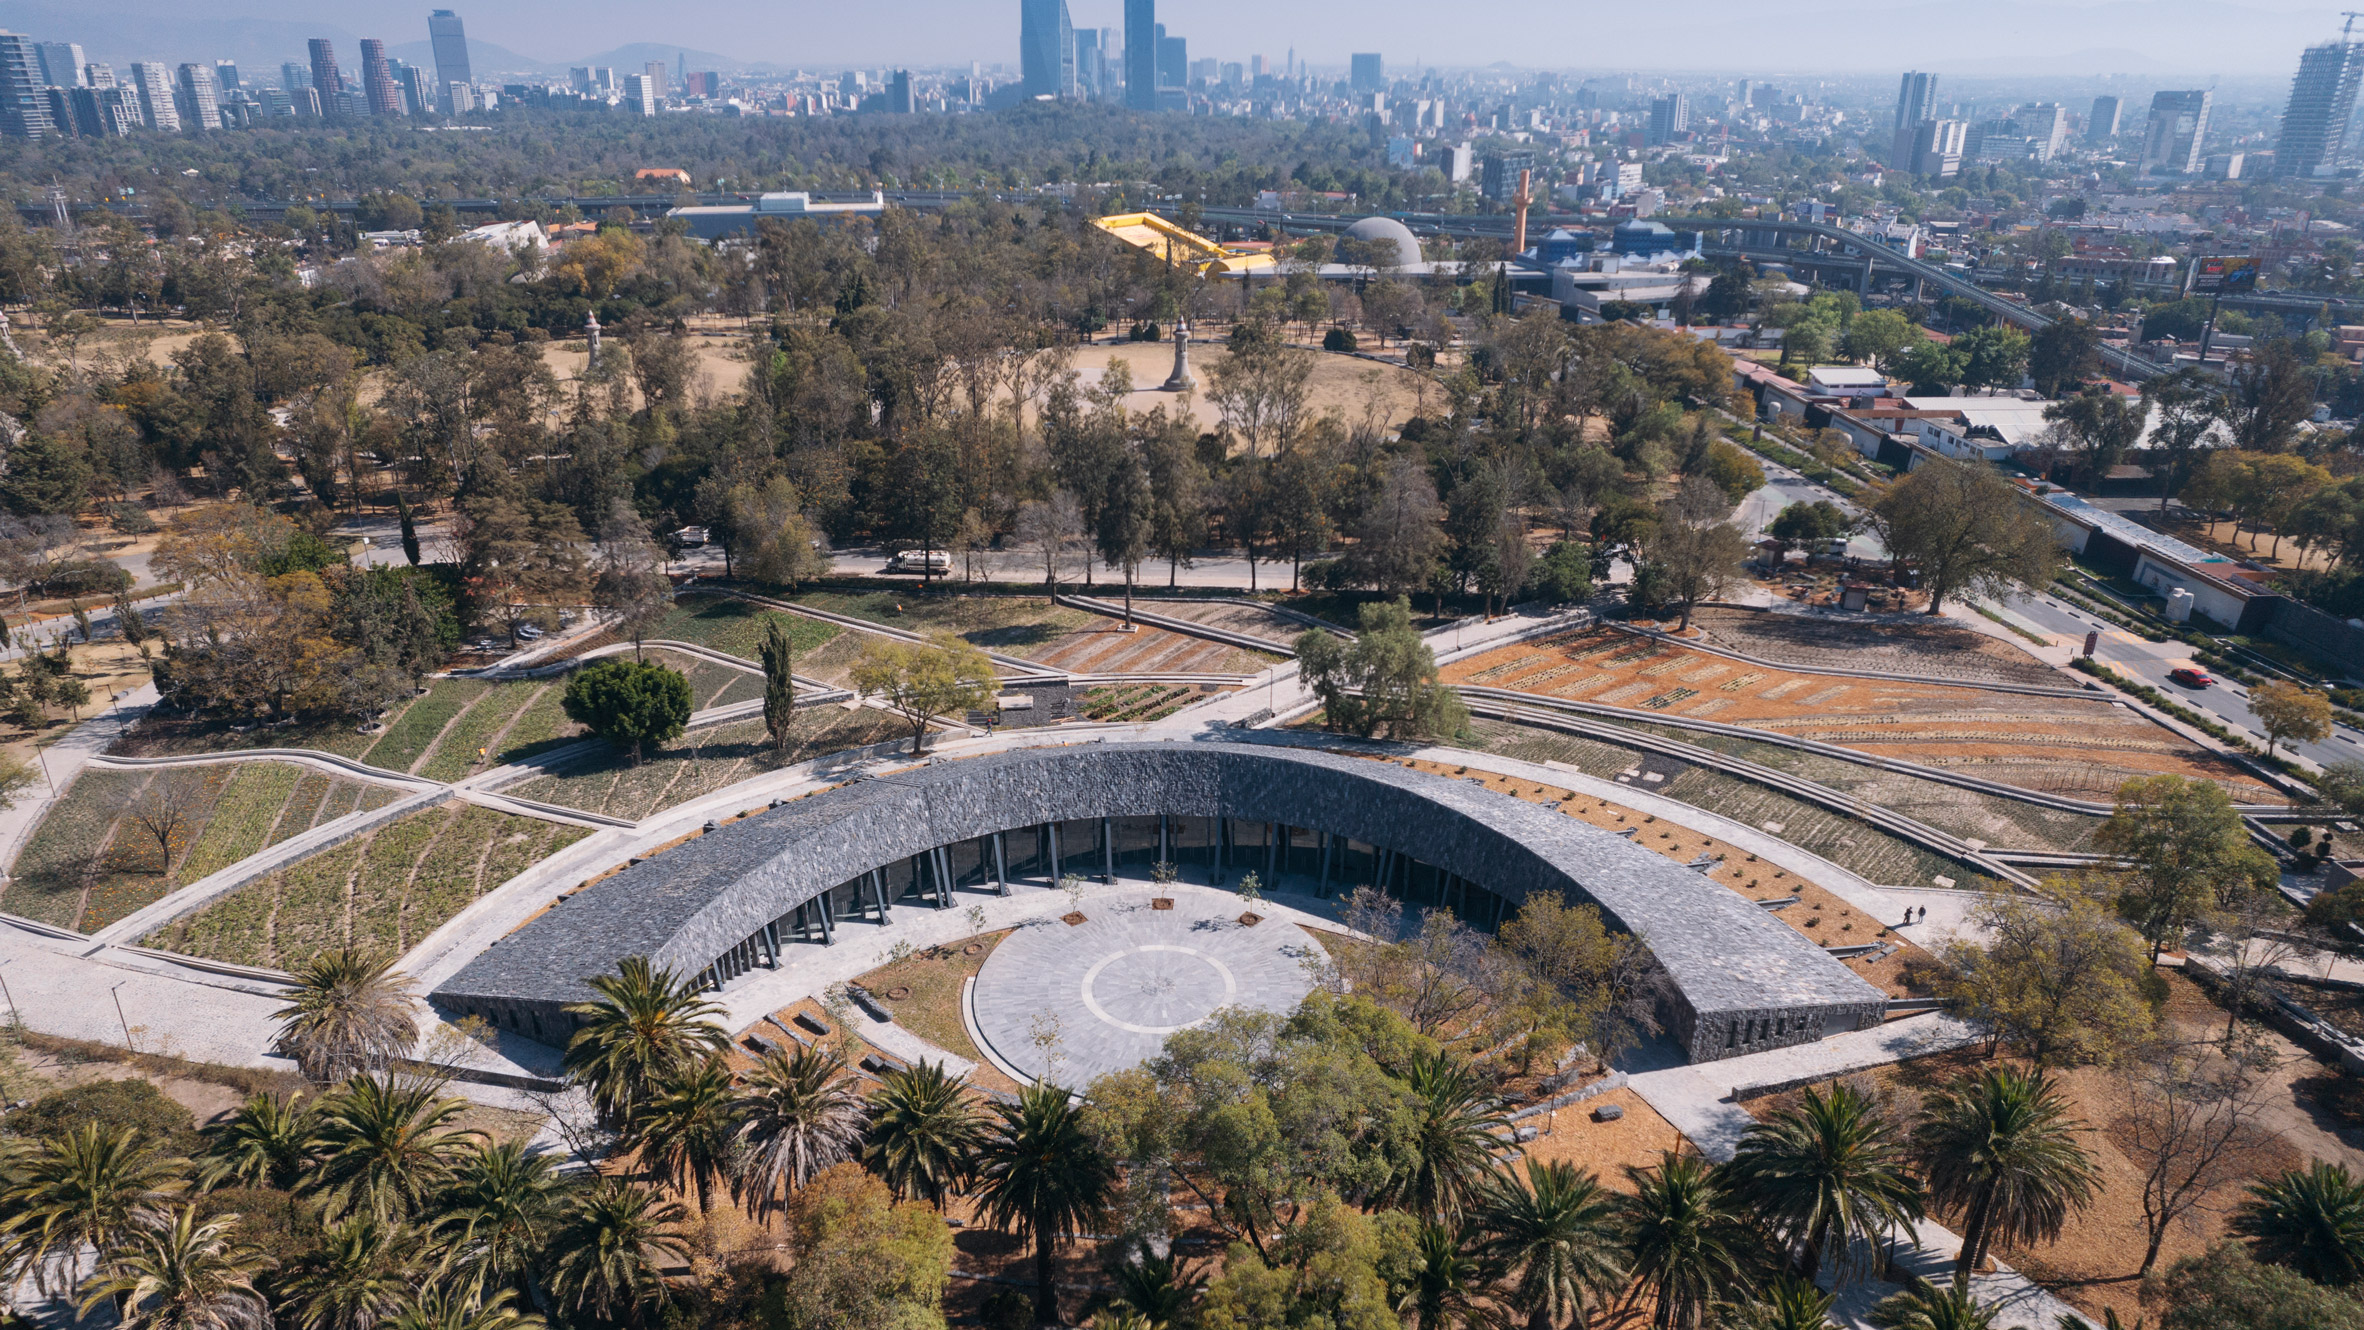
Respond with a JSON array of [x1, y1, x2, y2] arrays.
[[461, 219, 548, 254]]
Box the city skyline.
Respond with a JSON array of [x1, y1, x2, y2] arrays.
[[28, 0, 2364, 76]]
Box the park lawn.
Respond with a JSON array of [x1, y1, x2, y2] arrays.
[[2, 762, 398, 934], [855, 929, 1010, 1069], [416, 682, 546, 783], [504, 707, 908, 822], [637, 594, 839, 662], [144, 801, 588, 970], [789, 591, 1092, 653], [362, 678, 488, 775]]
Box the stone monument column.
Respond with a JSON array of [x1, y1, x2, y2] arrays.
[[1161, 316, 1196, 391], [585, 311, 602, 371]]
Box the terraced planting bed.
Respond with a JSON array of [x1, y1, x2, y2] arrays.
[[1688, 606, 2064, 687], [359, 678, 487, 774], [1445, 624, 2275, 802], [1461, 717, 1990, 891], [1024, 619, 1277, 675], [626, 593, 843, 662], [3, 763, 403, 933], [1077, 682, 1213, 723], [502, 707, 908, 822], [641, 649, 765, 712], [143, 802, 588, 969], [1129, 600, 1310, 645], [789, 590, 1093, 654]]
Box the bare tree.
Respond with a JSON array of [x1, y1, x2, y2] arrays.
[[2118, 1043, 2275, 1275], [123, 770, 209, 875], [1014, 491, 1085, 589], [2203, 891, 2309, 1049], [592, 499, 673, 661]]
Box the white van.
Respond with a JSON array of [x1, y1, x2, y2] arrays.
[[887, 549, 952, 575]]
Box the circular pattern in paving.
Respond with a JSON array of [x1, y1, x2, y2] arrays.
[[970, 887, 1324, 1086]]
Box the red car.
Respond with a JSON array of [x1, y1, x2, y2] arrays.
[[2169, 667, 2214, 688]]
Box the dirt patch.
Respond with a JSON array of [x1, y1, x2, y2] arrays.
[[1443, 625, 2275, 802], [1690, 606, 2062, 688], [854, 930, 1012, 1076]]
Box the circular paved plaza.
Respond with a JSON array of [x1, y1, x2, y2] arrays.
[[969, 886, 1324, 1086]]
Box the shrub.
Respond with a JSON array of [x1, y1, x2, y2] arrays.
[[6, 1079, 196, 1150], [29, 559, 132, 598], [107, 503, 158, 535], [562, 658, 693, 763], [1323, 325, 1360, 352]]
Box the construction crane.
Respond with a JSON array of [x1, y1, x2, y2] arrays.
[[2346, 9, 2363, 39], [1089, 212, 1276, 275]]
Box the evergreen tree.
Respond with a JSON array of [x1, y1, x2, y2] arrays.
[[759, 614, 797, 755]]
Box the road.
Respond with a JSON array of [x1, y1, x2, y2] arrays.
[[1729, 455, 1887, 561], [1993, 588, 2364, 771]]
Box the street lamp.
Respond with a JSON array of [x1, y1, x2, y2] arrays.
[[110, 982, 134, 1051]]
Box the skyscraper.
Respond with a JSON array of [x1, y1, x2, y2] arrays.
[[2087, 94, 2120, 144], [359, 39, 402, 115], [214, 61, 241, 90], [128, 61, 179, 131], [0, 32, 53, 139], [71, 84, 137, 136], [176, 62, 222, 130], [1350, 53, 1382, 91], [1124, 0, 1156, 110], [307, 40, 343, 115], [1074, 28, 1101, 99], [32, 41, 83, 88], [1019, 0, 1075, 99], [282, 61, 313, 91], [2020, 102, 2069, 161], [644, 61, 668, 103], [428, 10, 471, 111], [887, 69, 913, 113], [1157, 30, 1185, 92], [624, 73, 657, 115], [2277, 38, 2364, 177], [1648, 92, 1689, 145], [2141, 89, 2212, 174], [1891, 71, 1937, 166]]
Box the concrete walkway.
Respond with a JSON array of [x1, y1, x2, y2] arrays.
[[0, 684, 158, 878]]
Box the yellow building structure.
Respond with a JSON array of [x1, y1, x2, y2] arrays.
[[1090, 211, 1278, 275]]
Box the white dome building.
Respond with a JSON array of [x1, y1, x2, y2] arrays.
[[1340, 215, 1423, 269]]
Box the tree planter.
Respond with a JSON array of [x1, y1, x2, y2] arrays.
[[1062, 911, 1087, 926], [1238, 912, 1263, 927], [1150, 898, 1174, 910]]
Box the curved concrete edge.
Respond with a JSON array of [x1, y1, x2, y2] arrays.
[[0, 910, 90, 943], [85, 748, 436, 793], [1053, 593, 1298, 657], [961, 974, 1033, 1087], [457, 789, 635, 830], [90, 787, 453, 947], [708, 587, 1057, 677]]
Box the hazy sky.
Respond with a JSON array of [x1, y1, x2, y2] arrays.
[[37, 0, 2364, 77]]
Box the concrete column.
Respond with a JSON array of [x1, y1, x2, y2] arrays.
[[933, 847, 954, 907], [1319, 833, 1333, 896], [816, 895, 834, 944], [1101, 817, 1114, 883], [761, 922, 779, 968], [868, 869, 890, 922], [993, 833, 1009, 895], [1266, 823, 1279, 882], [1159, 815, 1169, 865], [1049, 822, 1062, 881]]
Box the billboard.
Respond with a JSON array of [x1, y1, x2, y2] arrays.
[[2188, 254, 2262, 295]]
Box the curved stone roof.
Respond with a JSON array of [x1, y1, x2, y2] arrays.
[[432, 742, 1886, 1062]]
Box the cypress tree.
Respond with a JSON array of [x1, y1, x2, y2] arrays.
[[759, 614, 796, 754], [396, 492, 422, 566]]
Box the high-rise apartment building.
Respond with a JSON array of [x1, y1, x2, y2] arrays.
[[1019, 0, 1075, 99], [176, 63, 222, 130], [127, 61, 180, 131], [2277, 39, 2364, 177], [2141, 89, 2212, 174], [33, 41, 83, 88], [2020, 102, 2069, 161], [1647, 92, 1689, 145], [428, 10, 471, 111], [1890, 70, 1937, 165], [307, 40, 343, 111], [359, 39, 402, 115], [2087, 94, 2121, 143], [887, 69, 913, 113], [214, 61, 241, 91], [0, 32, 52, 139], [1157, 30, 1185, 92], [1350, 53, 1383, 91], [1908, 118, 1967, 177], [624, 73, 657, 115], [1073, 29, 1102, 99], [1124, 0, 1157, 110], [1481, 149, 1535, 203], [71, 84, 137, 136], [643, 61, 668, 103]]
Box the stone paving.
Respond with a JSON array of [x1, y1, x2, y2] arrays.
[[968, 884, 1323, 1086]]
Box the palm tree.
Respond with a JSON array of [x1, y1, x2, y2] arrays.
[[1473, 1159, 1627, 1330], [1396, 1220, 1486, 1330], [1910, 1067, 2100, 1289], [281, 1216, 419, 1330], [2232, 1161, 2364, 1286], [628, 1056, 740, 1213], [309, 1074, 479, 1221], [733, 1044, 866, 1219], [383, 1285, 543, 1330], [80, 1205, 271, 1330], [200, 1091, 319, 1191], [1109, 1251, 1202, 1326], [1866, 1281, 1998, 1330], [544, 1178, 691, 1329], [0, 1123, 188, 1296], [1724, 1276, 1838, 1330], [273, 949, 420, 1083], [562, 956, 730, 1132], [973, 1080, 1117, 1329], [1382, 1050, 1512, 1222], [1620, 1150, 1754, 1330], [430, 1141, 568, 1302], [864, 1059, 984, 1206], [1726, 1082, 1924, 1283]]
